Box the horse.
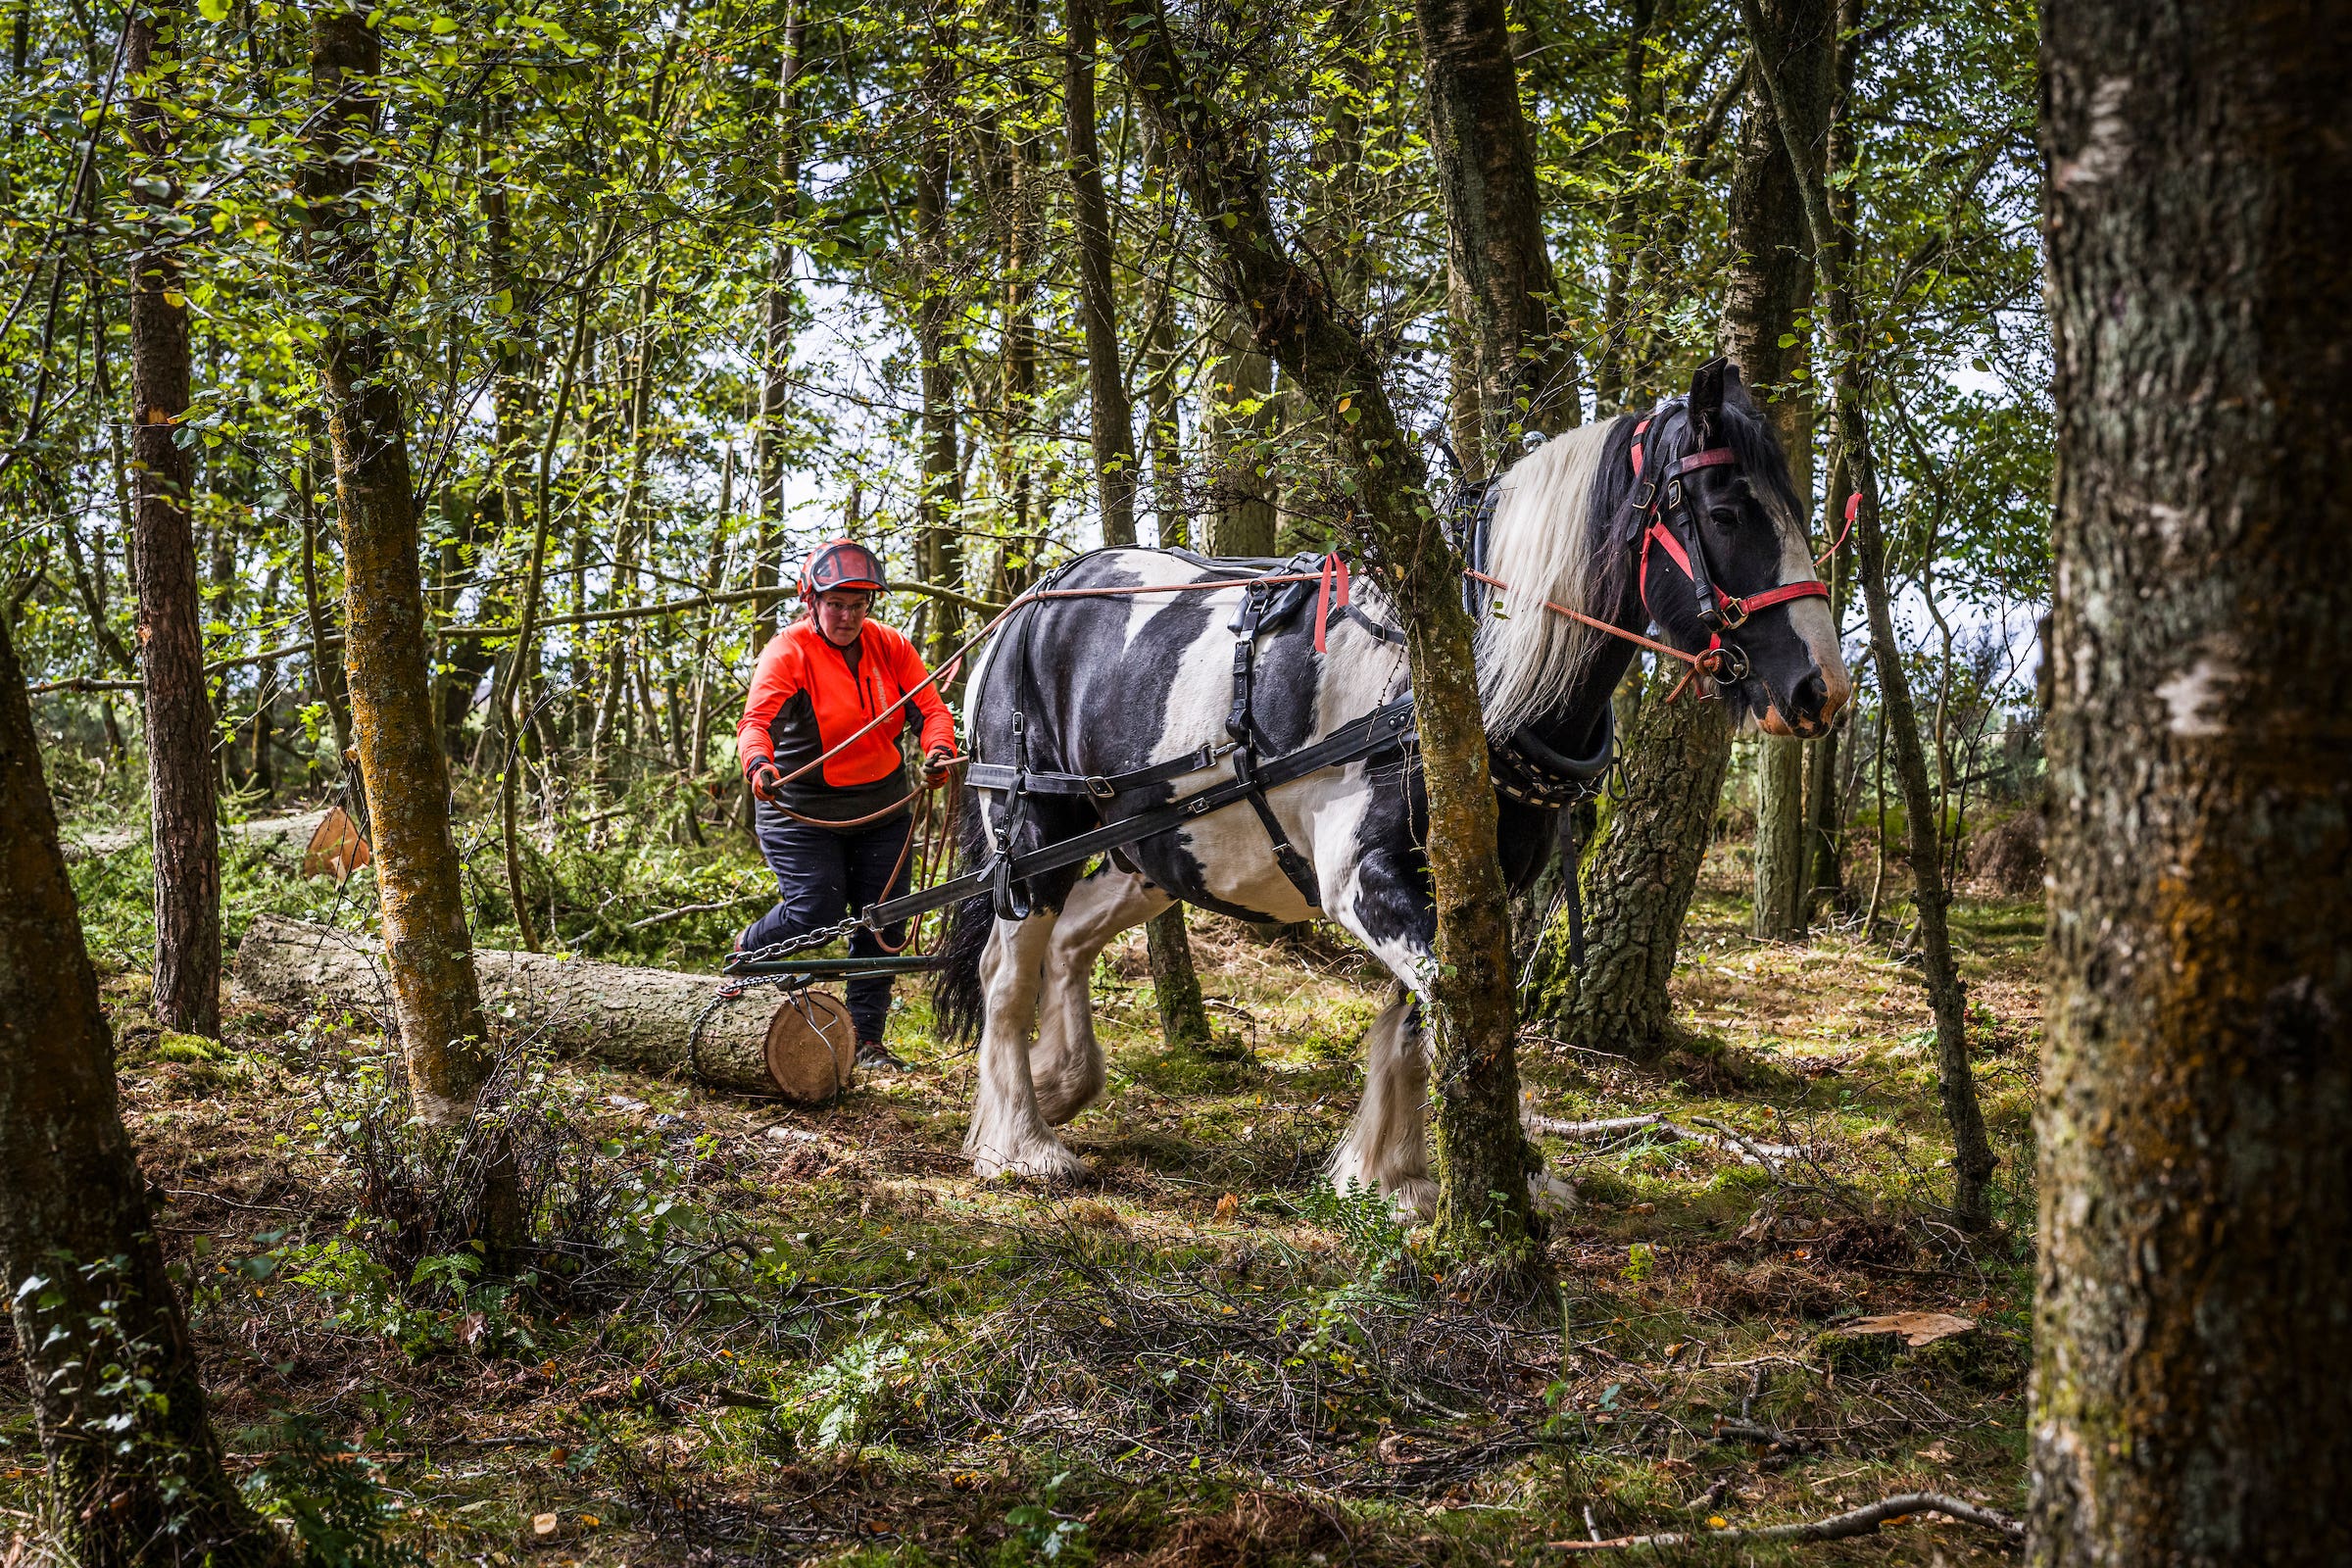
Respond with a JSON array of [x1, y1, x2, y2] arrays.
[[930, 359, 1850, 1212]]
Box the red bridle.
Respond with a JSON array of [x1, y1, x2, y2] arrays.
[[1624, 416, 1836, 693]]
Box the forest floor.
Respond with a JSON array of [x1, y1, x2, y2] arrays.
[[4, 806, 2041, 1567]]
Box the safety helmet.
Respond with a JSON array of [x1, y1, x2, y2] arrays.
[[798, 538, 886, 599]]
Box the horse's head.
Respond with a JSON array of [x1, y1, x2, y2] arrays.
[[1638, 359, 1851, 738]]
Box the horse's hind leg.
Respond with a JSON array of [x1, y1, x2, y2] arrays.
[[962, 910, 1088, 1183], [1328, 987, 1437, 1218], [1030, 864, 1170, 1126]]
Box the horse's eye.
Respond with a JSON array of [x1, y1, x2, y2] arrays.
[[1708, 507, 1740, 527]]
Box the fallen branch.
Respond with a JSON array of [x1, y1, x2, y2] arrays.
[[1526, 1111, 1807, 1166], [1552, 1493, 2023, 1551], [623, 894, 770, 932]]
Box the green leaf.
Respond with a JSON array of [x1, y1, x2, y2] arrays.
[[196, 0, 231, 21]]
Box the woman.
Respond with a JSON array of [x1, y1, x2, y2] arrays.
[[737, 538, 956, 1070]]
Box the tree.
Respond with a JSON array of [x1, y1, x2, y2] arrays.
[[2031, 2, 2352, 1559], [0, 612, 289, 1568], [1725, 0, 1833, 943], [1412, 0, 1580, 442], [1096, 0, 1536, 1260], [126, 0, 220, 1038], [1736, 0, 1995, 1225], [1066, 3, 1212, 1055], [303, 6, 492, 1124]]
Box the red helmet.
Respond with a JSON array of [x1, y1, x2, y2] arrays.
[[799, 538, 886, 598]]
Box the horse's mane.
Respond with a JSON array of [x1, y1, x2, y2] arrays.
[[1474, 419, 1620, 737]]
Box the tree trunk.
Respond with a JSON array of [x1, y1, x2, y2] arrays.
[[1067, 3, 1135, 550], [1205, 310, 1275, 556], [1065, 8, 1214, 1052], [0, 614, 291, 1568], [1098, 0, 1534, 1262], [754, 6, 806, 641], [1736, 0, 1993, 1226], [126, 0, 220, 1038], [1725, 0, 1832, 943], [1411, 0, 1581, 441], [914, 24, 963, 664], [304, 8, 491, 1125], [234, 916, 792, 1095], [2030, 3, 2352, 1560], [1751, 738, 1806, 937], [1531, 663, 1734, 1054]]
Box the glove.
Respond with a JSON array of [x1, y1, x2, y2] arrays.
[[922, 746, 956, 787], [747, 759, 784, 803]]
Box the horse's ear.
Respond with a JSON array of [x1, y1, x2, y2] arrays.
[[1690, 356, 1728, 442]]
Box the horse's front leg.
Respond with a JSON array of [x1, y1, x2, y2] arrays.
[[1325, 841, 1442, 1219], [1030, 864, 1170, 1126], [962, 910, 1088, 1183]]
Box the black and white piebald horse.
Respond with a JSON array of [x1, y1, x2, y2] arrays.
[[933, 359, 1850, 1212]]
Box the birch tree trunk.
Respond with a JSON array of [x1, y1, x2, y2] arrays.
[[303, 7, 491, 1124], [0, 615, 291, 1568], [2031, 2, 2352, 1559], [1097, 0, 1534, 1261], [126, 0, 220, 1038]]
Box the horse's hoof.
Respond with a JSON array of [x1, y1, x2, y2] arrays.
[[1529, 1169, 1580, 1214], [970, 1142, 1092, 1186], [1387, 1177, 1439, 1220]]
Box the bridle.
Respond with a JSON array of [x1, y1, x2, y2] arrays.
[[1629, 411, 1831, 685]]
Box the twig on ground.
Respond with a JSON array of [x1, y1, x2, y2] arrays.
[[1527, 1111, 1807, 1166], [1550, 1492, 2023, 1551]]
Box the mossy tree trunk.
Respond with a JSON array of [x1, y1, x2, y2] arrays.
[[303, 7, 492, 1125], [1067, 5, 1213, 1054], [1529, 662, 1734, 1054], [2031, 1, 2352, 1559], [753, 4, 805, 640], [1098, 0, 1533, 1261], [0, 615, 291, 1568], [1412, 0, 1581, 440], [1205, 310, 1276, 557], [127, 0, 220, 1039]]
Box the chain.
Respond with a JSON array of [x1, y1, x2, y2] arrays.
[[687, 912, 871, 1089]]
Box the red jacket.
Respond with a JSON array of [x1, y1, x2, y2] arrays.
[[737, 618, 956, 804]]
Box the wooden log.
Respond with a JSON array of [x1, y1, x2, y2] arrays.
[[231, 914, 813, 1097]]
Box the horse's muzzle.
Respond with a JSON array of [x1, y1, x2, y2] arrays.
[[1759, 665, 1850, 739]]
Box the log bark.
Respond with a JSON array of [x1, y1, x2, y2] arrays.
[[233, 915, 788, 1095], [1097, 0, 1534, 1261], [0, 606, 290, 1568], [126, 0, 220, 1038], [2031, 1, 2352, 1560], [303, 8, 491, 1125]]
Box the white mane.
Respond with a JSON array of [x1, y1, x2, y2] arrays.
[[1472, 420, 1618, 737]]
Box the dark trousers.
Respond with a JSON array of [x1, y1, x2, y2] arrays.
[[744, 805, 914, 1043]]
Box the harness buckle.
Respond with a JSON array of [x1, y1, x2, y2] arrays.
[[1083, 775, 1117, 802], [1631, 480, 1656, 512]]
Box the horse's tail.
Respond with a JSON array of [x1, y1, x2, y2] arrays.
[[929, 790, 995, 1042]]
